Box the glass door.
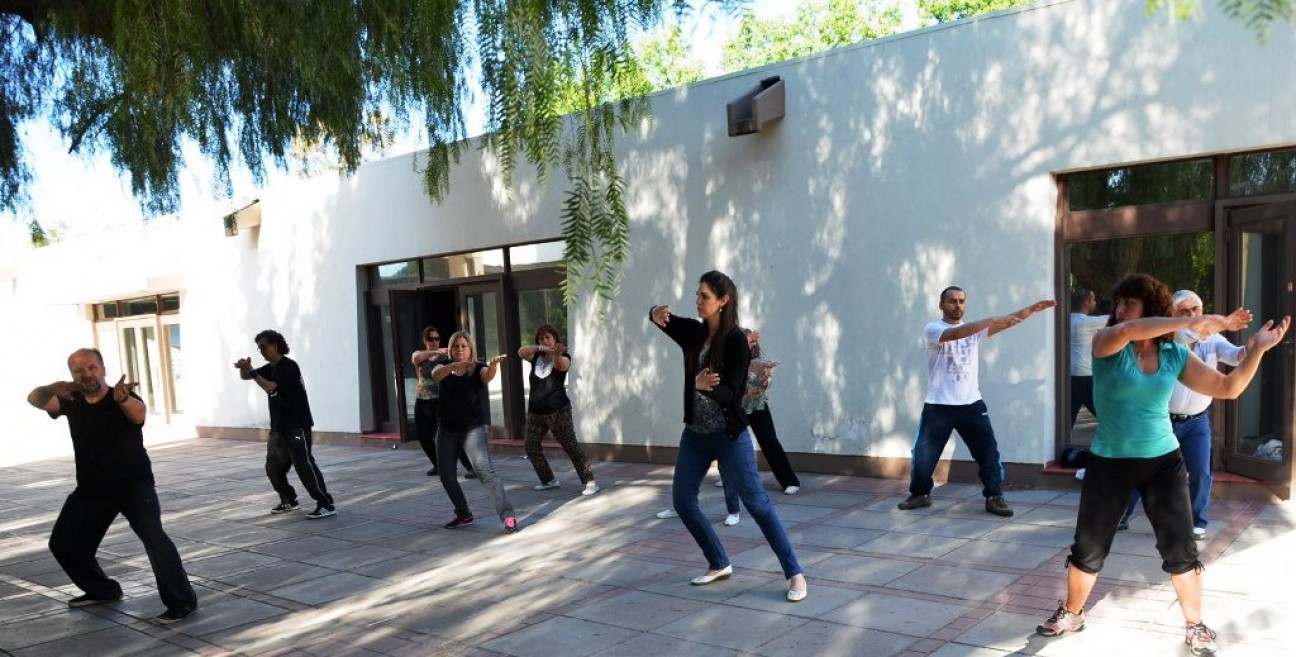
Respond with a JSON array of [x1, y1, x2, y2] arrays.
[[458, 280, 513, 436], [1226, 202, 1295, 487], [117, 317, 167, 416]]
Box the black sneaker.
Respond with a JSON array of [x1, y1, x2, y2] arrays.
[[153, 607, 195, 624], [270, 501, 300, 514], [67, 592, 122, 608], [444, 513, 474, 529], [306, 504, 336, 519], [464, 470, 478, 479], [427, 467, 438, 476], [985, 495, 1014, 517], [897, 494, 932, 510]]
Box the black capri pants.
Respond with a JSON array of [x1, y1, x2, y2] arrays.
[[1068, 450, 1200, 575]]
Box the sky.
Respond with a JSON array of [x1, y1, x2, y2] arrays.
[[0, 0, 919, 252]]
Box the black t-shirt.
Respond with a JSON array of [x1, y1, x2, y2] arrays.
[[255, 357, 314, 431], [526, 352, 572, 414], [50, 391, 153, 487], [437, 362, 487, 431]]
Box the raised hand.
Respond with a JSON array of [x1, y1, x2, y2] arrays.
[[489, 354, 508, 366], [1193, 308, 1252, 336], [1024, 299, 1058, 315], [234, 356, 253, 372], [1246, 316, 1291, 355], [49, 381, 78, 400], [990, 315, 1023, 331], [651, 305, 671, 327], [112, 375, 139, 403], [694, 366, 720, 392]]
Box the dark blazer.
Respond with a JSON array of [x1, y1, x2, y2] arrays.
[[650, 307, 751, 439]]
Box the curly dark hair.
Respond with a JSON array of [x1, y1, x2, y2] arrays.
[[254, 329, 290, 355], [533, 323, 561, 345], [1107, 273, 1175, 341]]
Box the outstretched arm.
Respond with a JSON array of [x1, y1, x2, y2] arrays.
[[938, 300, 1055, 342], [1179, 316, 1290, 398], [1093, 309, 1250, 359], [27, 381, 76, 414]]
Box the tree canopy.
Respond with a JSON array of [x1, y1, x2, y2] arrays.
[[1, 0, 1290, 301]]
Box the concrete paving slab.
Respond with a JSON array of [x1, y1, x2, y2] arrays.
[[653, 604, 809, 651], [820, 592, 970, 637], [568, 590, 712, 631], [751, 620, 915, 657]]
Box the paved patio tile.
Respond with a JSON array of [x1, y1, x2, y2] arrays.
[[886, 565, 1022, 602], [820, 592, 970, 637], [0, 610, 118, 651], [787, 524, 885, 549], [728, 545, 836, 574], [169, 597, 291, 637], [820, 508, 923, 531], [751, 620, 915, 657], [725, 581, 864, 618], [587, 632, 739, 657], [979, 523, 1076, 549], [480, 616, 640, 657], [854, 532, 969, 559], [937, 539, 1056, 570], [567, 590, 711, 631], [654, 605, 809, 651], [272, 571, 389, 605], [218, 561, 339, 591], [811, 553, 923, 586], [7, 624, 171, 657]]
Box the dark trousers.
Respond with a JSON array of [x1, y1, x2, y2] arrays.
[[266, 428, 333, 506], [908, 400, 1005, 498], [437, 425, 515, 522], [1071, 451, 1198, 574], [1121, 411, 1213, 530], [414, 398, 472, 472], [524, 406, 594, 484], [1069, 375, 1096, 426], [747, 405, 800, 489], [49, 480, 197, 612]]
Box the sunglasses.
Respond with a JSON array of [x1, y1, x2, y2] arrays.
[[426, 335, 441, 341]]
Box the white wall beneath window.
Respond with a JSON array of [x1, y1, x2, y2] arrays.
[[2, 0, 1293, 468]]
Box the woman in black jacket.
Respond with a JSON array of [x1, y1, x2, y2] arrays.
[[650, 270, 807, 602]]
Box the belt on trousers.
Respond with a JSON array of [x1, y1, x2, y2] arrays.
[[1169, 410, 1208, 423]]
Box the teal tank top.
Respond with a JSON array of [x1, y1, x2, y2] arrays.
[[1091, 341, 1189, 459]]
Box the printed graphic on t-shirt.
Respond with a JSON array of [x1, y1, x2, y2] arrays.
[[941, 340, 976, 384]]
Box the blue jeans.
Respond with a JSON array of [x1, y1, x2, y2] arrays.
[[673, 427, 802, 579], [437, 425, 515, 522], [1122, 411, 1213, 529], [909, 401, 1004, 498]]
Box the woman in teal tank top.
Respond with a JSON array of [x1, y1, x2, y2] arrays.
[[1036, 273, 1289, 657]]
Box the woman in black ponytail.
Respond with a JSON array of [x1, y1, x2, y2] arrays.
[[649, 271, 807, 602]]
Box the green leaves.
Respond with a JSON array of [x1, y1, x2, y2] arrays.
[[1147, 0, 1295, 43]]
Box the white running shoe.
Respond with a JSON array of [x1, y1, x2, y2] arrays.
[[783, 486, 800, 495], [724, 513, 740, 526], [656, 508, 677, 519]]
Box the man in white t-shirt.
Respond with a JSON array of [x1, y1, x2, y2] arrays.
[[1069, 288, 1108, 428], [900, 286, 1056, 517], [1120, 289, 1244, 538]]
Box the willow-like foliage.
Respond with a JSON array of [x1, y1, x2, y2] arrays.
[[0, 0, 721, 307]]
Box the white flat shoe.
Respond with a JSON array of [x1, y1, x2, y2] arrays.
[[656, 508, 677, 519], [581, 482, 601, 496], [724, 513, 740, 526], [787, 585, 808, 602], [783, 485, 800, 495], [690, 565, 733, 585]]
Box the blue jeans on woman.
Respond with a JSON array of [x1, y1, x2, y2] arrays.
[[673, 427, 802, 579]]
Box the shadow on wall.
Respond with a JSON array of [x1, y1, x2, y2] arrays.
[[587, 1, 1240, 464]]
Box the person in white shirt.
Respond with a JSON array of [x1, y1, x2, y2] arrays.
[[1069, 288, 1108, 427], [899, 286, 1056, 516], [1119, 290, 1244, 539]]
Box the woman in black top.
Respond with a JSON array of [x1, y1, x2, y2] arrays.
[[432, 330, 517, 533], [650, 270, 807, 602], [411, 326, 474, 478], [519, 324, 599, 496]]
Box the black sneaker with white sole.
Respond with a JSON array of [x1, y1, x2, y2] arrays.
[[153, 607, 195, 624], [68, 592, 122, 608], [306, 504, 336, 519], [270, 501, 300, 514]]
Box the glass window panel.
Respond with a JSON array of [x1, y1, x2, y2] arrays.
[[1065, 232, 1215, 448], [160, 294, 181, 313], [509, 241, 564, 272], [375, 261, 419, 286], [1234, 221, 1284, 463], [166, 324, 182, 414], [95, 303, 120, 320], [421, 249, 504, 282], [121, 296, 158, 316], [1229, 149, 1296, 197], [1068, 159, 1213, 210], [517, 287, 569, 401]]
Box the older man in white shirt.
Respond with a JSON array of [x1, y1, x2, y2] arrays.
[[1120, 290, 1244, 538]]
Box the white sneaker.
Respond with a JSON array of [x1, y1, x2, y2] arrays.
[[724, 513, 740, 526], [1192, 527, 1207, 540], [715, 478, 724, 488], [656, 508, 677, 519], [533, 479, 560, 491], [581, 482, 601, 496], [783, 485, 800, 495]]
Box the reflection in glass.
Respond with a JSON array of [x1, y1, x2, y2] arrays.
[[376, 261, 419, 286], [421, 250, 505, 282], [1229, 149, 1296, 197], [1068, 159, 1213, 211], [1235, 223, 1284, 463], [167, 324, 182, 413], [509, 241, 564, 272], [380, 305, 398, 426], [122, 296, 158, 316], [1066, 232, 1215, 447]]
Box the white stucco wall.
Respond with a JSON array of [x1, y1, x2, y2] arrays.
[[2, 0, 1293, 468]]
